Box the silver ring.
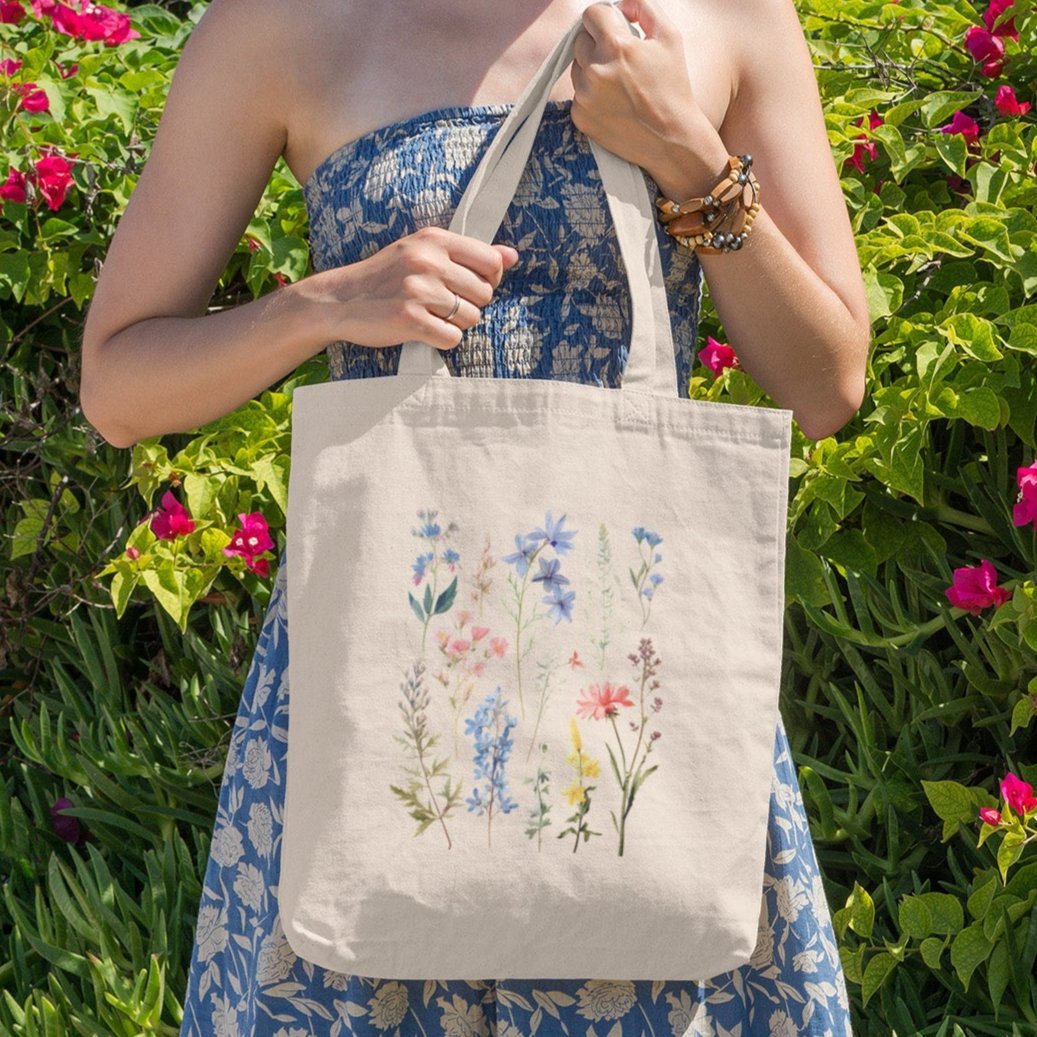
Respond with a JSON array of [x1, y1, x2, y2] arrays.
[[443, 292, 461, 323]]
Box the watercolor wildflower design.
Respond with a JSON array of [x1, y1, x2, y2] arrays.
[[630, 527, 664, 627], [389, 660, 464, 847], [559, 717, 602, 852], [593, 522, 621, 671], [464, 687, 519, 848], [409, 509, 460, 652], [502, 511, 577, 720], [524, 647, 584, 763], [523, 741, 553, 849], [576, 637, 664, 855]]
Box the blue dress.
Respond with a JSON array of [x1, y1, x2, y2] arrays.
[[179, 99, 855, 1037]]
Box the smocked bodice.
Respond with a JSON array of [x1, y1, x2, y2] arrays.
[[301, 99, 704, 397]]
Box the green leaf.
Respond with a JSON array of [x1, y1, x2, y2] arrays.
[[919, 937, 946, 969], [408, 591, 425, 623], [920, 91, 982, 128], [950, 921, 994, 990], [861, 951, 898, 1006], [434, 576, 458, 616], [423, 582, 433, 613], [1010, 695, 1037, 735]]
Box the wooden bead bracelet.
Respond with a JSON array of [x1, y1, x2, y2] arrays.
[[655, 154, 760, 254]]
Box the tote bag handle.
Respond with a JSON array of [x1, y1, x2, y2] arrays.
[[396, 4, 680, 400]]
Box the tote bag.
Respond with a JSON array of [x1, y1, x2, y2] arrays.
[[282, 5, 794, 982]]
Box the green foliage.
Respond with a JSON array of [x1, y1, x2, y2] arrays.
[[1, 0, 1036, 1030]]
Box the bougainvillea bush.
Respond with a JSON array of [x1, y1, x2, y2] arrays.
[[1, 0, 1036, 1031]]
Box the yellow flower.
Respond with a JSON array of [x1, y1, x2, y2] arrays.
[[581, 754, 601, 780], [563, 780, 587, 807], [569, 717, 583, 752]]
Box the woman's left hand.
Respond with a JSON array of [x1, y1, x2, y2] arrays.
[[570, 0, 700, 172]]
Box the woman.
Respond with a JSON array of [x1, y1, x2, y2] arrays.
[[81, 0, 870, 1032]]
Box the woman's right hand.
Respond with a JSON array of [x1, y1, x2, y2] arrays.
[[312, 226, 520, 352]]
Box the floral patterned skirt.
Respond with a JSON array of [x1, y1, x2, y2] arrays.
[[179, 546, 855, 1037]]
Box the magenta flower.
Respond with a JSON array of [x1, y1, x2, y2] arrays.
[[944, 559, 1011, 615], [1001, 772, 1037, 817], [963, 26, 1006, 77], [0, 168, 28, 205], [979, 806, 1003, 826], [0, 0, 24, 22], [698, 335, 741, 376], [940, 110, 981, 145], [995, 84, 1031, 117], [50, 797, 83, 844], [1013, 462, 1037, 527], [149, 489, 196, 540], [223, 511, 274, 576], [12, 82, 50, 113], [982, 0, 1018, 39], [845, 111, 883, 175], [33, 152, 75, 210]]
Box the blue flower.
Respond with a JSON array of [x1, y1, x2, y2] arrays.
[[442, 547, 460, 566], [654, 552, 663, 563], [642, 586, 655, 599], [420, 521, 441, 539], [531, 556, 570, 592], [503, 533, 538, 576], [632, 526, 646, 542], [645, 531, 663, 548], [544, 587, 575, 623], [465, 688, 519, 817], [649, 572, 664, 585], [411, 550, 435, 582], [530, 511, 576, 555]]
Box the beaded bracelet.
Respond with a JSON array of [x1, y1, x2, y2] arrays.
[[655, 154, 760, 254]]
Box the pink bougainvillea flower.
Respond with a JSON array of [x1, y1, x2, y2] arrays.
[[940, 110, 981, 145], [0, 56, 23, 74], [963, 26, 1006, 77], [944, 559, 1011, 615], [149, 489, 196, 540], [0, 168, 28, 204], [1001, 772, 1037, 816], [576, 681, 636, 721], [1014, 462, 1037, 526], [995, 84, 1031, 116], [47, 0, 139, 43], [698, 335, 741, 377], [0, 0, 25, 21], [983, 0, 1018, 38], [979, 806, 1003, 826], [222, 511, 274, 575], [845, 111, 884, 175], [33, 152, 75, 210], [55, 60, 78, 79], [12, 81, 50, 112], [50, 796, 83, 843], [125, 545, 140, 560]]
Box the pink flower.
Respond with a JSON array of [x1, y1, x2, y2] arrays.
[[56, 60, 78, 79], [33, 152, 75, 210], [0, 0, 25, 21], [0, 168, 28, 204], [125, 545, 140, 560], [698, 335, 741, 377], [472, 660, 486, 677], [0, 57, 23, 75], [223, 511, 274, 575], [149, 489, 196, 540], [940, 110, 981, 145], [1013, 462, 1037, 527], [944, 559, 1011, 615], [48, 0, 139, 44], [448, 638, 471, 656], [50, 796, 83, 843], [845, 111, 884, 175], [1001, 772, 1037, 817], [457, 609, 473, 628], [568, 649, 584, 669], [979, 806, 1003, 826], [963, 26, 1006, 77], [576, 681, 636, 721], [435, 628, 450, 648], [995, 84, 1031, 116], [13, 82, 50, 113], [488, 636, 508, 658], [982, 0, 1017, 39], [470, 625, 489, 641]]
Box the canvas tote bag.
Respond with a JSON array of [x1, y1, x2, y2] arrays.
[[282, 5, 794, 981]]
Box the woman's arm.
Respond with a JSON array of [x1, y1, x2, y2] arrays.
[[576, 0, 872, 441]]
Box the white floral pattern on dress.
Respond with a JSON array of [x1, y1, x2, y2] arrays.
[[180, 102, 854, 1037]]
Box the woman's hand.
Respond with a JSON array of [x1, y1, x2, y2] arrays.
[[310, 226, 519, 352], [570, 0, 701, 174]]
